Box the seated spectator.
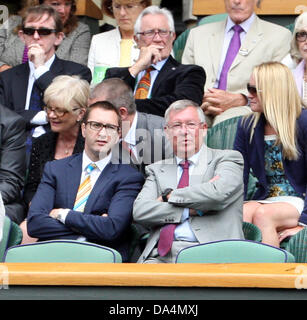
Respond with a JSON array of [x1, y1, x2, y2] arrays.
[[234, 61, 307, 247], [289, 12, 307, 104], [182, 0, 292, 127], [88, 77, 173, 175], [0, 104, 26, 224], [27, 101, 144, 262], [23, 75, 89, 207], [133, 99, 244, 263], [0, 5, 91, 149], [88, 0, 151, 85], [0, 0, 91, 71], [105, 5, 206, 117]]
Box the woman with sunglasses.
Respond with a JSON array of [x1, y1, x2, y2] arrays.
[[87, 0, 151, 85], [0, 0, 91, 72], [234, 61, 307, 248], [289, 12, 307, 106]]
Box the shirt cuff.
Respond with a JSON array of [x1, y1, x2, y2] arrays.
[[196, 210, 204, 216], [30, 110, 48, 125], [58, 209, 70, 224]]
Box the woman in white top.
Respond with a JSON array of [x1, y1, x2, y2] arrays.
[[88, 0, 151, 84]]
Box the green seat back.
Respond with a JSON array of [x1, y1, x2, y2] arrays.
[[243, 222, 262, 242], [176, 240, 295, 263], [0, 217, 11, 261], [206, 116, 242, 150], [4, 240, 122, 263], [282, 227, 307, 263]]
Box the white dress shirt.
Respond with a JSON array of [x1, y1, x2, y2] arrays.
[[26, 54, 55, 137], [122, 111, 138, 160], [173, 151, 201, 242]]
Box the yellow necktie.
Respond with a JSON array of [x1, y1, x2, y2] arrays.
[[73, 163, 97, 212]]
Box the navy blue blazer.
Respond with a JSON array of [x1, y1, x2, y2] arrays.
[[234, 110, 307, 225], [27, 153, 144, 261]]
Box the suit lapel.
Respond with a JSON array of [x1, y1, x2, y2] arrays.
[[66, 154, 83, 208], [230, 16, 263, 71], [190, 145, 210, 185], [209, 20, 227, 79], [151, 56, 179, 96], [15, 63, 30, 111]]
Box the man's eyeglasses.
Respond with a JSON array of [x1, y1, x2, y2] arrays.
[[86, 121, 120, 134], [167, 122, 203, 131], [22, 27, 57, 36], [296, 31, 307, 42], [247, 83, 259, 95], [137, 29, 172, 39], [44, 106, 79, 117]]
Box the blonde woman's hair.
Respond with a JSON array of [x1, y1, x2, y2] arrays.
[[248, 61, 302, 160], [290, 12, 307, 64], [44, 75, 90, 112]]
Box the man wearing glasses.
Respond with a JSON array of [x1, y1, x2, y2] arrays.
[[105, 5, 206, 117], [133, 100, 244, 263], [27, 101, 144, 262], [0, 5, 91, 138]]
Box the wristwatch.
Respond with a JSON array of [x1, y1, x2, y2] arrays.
[[162, 188, 173, 202]]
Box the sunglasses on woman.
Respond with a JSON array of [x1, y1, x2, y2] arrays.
[[247, 83, 258, 95], [22, 27, 57, 36]]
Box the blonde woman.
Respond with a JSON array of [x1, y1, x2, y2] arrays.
[[24, 75, 89, 206], [234, 61, 307, 247]]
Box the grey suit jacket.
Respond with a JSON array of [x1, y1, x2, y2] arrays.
[[182, 15, 292, 95], [133, 145, 244, 263], [0, 16, 91, 66]]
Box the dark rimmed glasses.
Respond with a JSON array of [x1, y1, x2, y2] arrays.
[[22, 27, 57, 36], [85, 121, 120, 134], [296, 31, 307, 42]]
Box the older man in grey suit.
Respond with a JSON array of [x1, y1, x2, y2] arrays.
[[133, 99, 244, 263], [89, 78, 173, 175], [182, 0, 292, 126]]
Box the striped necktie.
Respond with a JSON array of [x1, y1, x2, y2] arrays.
[[157, 160, 190, 257], [73, 163, 97, 212], [134, 66, 154, 99]]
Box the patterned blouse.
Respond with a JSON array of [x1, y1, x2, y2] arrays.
[[264, 136, 302, 198]]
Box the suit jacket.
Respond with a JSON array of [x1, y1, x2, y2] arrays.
[[133, 145, 244, 262], [105, 55, 206, 117], [0, 56, 92, 125], [27, 153, 144, 262], [182, 16, 292, 95], [116, 112, 173, 175], [0, 103, 26, 206], [0, 16, 91, 66], [233, 111, 307, 225]]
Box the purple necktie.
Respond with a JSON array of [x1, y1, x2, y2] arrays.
[[218, 24, 243, 90], [157, 160, 190, 257], [22, 46, 28, 64]]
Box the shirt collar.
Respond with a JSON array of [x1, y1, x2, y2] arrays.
[[151, 57, 168, 72], [82, 150, 112, 173], [28, 54, 55, 76], [226, 12, 256, 33], [123, 111, 138, 146], [175, 149, 201, 167]]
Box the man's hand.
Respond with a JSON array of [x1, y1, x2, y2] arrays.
[[0, 64, 12, 72], [129, 44, 163, 77], [49, 208, 62, 219], [202, 88, 247, 116], [27, 43, 46, 68]]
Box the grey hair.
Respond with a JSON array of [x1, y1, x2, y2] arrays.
[[290, 12, 307, 64], [90, 78, 136, 115], [134, 5, 175, 39], [164, 99, 205, 124]]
